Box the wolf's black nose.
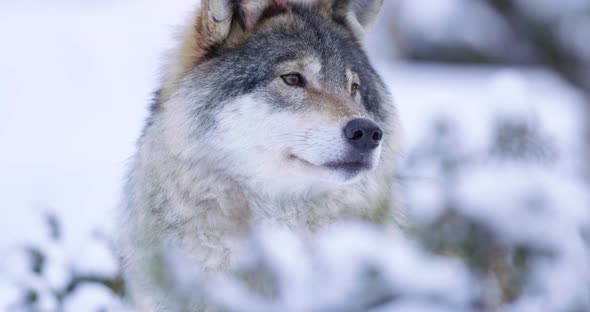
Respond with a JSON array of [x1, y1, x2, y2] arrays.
[[343, 118, 383, 152]]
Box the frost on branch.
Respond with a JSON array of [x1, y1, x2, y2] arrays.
[[160, 223, 471, 312]]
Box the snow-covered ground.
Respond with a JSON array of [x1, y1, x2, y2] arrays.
[[1, 1, 588, 311]]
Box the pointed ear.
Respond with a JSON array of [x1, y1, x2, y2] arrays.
[[329, 0, 384, 41], [205, 0, 234, 41], [161, 0, 289, 100], [204, 0, 289, 42]]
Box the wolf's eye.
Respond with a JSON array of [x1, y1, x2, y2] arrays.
[[281, 73, 304, 87], [351, 83, 361, 97]]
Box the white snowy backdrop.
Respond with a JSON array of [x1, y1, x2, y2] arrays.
[[0, 0, 588, 311]]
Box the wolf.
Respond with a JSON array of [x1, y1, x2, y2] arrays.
[[118, 0, 402, 310]]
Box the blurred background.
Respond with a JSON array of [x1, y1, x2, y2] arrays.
[[0, 0, 588, 311]]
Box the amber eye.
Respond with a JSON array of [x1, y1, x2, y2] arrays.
[[281, 73, 304, 87], [351, 82, 361, 96]]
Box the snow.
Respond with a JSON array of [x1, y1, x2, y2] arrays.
[[162, 223, 472, 312], [1, 0, 589, 311], [390, 0, 529, 60], [63, 284, 131, 312], [516, 0, 590, 21], [0, 0, 197, 308], [558, 15, 590, 63], [0, 0, 197, 255]]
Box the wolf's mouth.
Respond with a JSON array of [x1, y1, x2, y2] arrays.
[[288, 154, 372, 174], [323, 161, 371, 172]]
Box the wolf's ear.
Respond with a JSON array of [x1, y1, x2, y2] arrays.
[[325, 0, 384, 41], [204, 0, 289, 41], [160, 0, 287, 100]]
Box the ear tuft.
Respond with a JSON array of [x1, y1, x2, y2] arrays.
[[208, 0, 232, 23]]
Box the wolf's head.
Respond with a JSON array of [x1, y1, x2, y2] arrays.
[[150, 0, 397, 196]]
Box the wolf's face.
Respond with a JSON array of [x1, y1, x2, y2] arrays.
[[155, 0, 394, 195]]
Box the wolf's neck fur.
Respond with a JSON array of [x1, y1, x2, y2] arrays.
[[126, 127, 396, 271]]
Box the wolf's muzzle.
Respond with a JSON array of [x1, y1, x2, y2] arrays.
[[343, 118, 383, 153]]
